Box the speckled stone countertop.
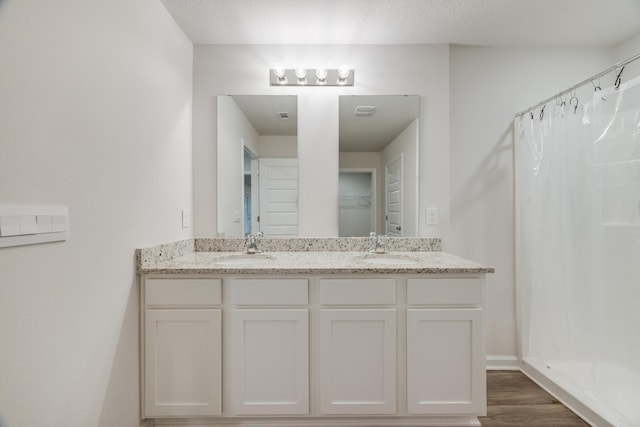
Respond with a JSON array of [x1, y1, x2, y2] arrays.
[[136, 237, 493, 275], [138, 249, 494, 275]]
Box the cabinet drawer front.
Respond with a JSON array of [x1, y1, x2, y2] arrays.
[[319, 278, 396, 305], [145, 278, 221, 306], [232, 279, 309, 305], [407, 278, 483, 305]]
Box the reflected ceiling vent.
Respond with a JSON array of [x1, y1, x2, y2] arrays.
[[354, 105, 376, 116], [278, 111, 289, 120]]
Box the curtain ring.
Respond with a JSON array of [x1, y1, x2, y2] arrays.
[[594, 84, 606, 101], [615, 66, 625, 90], [569, 96, 579, 114], [539, 105, 545, 120]]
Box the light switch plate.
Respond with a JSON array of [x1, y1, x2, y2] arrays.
[[19, 215, 38, 235], [0, 205, 68, 248], [426, 208, 438, 225], [181, 209, 190, 229], [0, 216, 21, 237], [37, 215, 53, 233], [51, 215, 66, 232]]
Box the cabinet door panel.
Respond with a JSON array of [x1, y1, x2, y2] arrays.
[[407, 308, 485, 414], [320, 309, 396, 414], [145, 309, 221, 417], [232, 309, 309, 415]]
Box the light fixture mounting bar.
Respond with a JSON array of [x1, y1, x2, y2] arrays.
[[269, 68, 354, 86]]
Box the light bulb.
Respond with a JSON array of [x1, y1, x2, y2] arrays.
[[295, 68, 307, 84], [338, 65, 351, 79], [316, 68, 327, 81], [274, 67, 286, 78], [338, 65, 351, 85], [273, 66, 287, 84]]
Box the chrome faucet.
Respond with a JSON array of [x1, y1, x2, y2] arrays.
[[369, 232, 386, 254], [245, 232, 264, 254]]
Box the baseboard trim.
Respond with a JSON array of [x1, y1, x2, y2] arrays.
[[153, 417, 481, 427], [486, 355, 519, 370], [520, 359, 614, 427]]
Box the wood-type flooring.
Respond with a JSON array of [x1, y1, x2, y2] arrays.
[[481, 371, 590, 426]]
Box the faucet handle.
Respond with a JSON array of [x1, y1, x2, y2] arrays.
[[256, 231, 264, 238], [375, 234, 386, 254], [369, 232, 377, 253]]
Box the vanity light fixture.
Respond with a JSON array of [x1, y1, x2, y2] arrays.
[[269, 66, 354, 86]]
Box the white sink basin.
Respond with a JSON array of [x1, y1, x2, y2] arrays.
[[356, 254, 420, 266], [214, 254, 276, 266]]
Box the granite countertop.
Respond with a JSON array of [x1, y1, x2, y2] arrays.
[[138, 250, 494, 275]]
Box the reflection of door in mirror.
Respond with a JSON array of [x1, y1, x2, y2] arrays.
[[217, 95, 298, 237], [385, 156, 402, 236], [339, 95, 419, 237], [259, 158, 298, 236], [243, 147, 258, 235], [339, 170, 376, 237]]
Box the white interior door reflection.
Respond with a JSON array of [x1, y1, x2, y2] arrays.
[[385, 156, 402, 237], [258, 158, 298, 236]]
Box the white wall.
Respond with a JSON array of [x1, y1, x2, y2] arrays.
[[449, 46, 614, 362], [259, 135, 297, 158], [613, 31, 640, 76], [193, 44, 450, 238], [0, 0, 193, 426]]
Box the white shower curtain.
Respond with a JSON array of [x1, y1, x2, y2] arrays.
[[516, 75, 640, 427]]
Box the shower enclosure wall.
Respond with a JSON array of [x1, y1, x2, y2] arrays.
[[516, 74, 640, 427]]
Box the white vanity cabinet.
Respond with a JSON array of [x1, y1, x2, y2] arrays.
[[142, 277, 222, 418], [229, 278, 309, 415], [318, 278, 397, 415], [406, 277, 486, 415], [140, 272, 487, 426]]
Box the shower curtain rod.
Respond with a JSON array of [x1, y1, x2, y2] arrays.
[[515, 51, 640, 118]]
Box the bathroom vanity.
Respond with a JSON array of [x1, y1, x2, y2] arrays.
[[137, 238, 494, 427]]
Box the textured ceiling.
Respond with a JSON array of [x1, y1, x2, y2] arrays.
[[159, 0, 640, 47]]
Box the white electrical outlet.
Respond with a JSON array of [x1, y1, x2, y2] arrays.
[[182, 209, 190, 229], [426, 208, 438, 225]]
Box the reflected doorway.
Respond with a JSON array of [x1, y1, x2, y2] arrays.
[[385, 155, 403, 236], [243, 147, 259, 235], [339, 170, 376, 237]]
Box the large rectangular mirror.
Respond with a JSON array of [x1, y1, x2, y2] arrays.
[[339, 95, 419, 237], [217, 95, 298, 237]]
